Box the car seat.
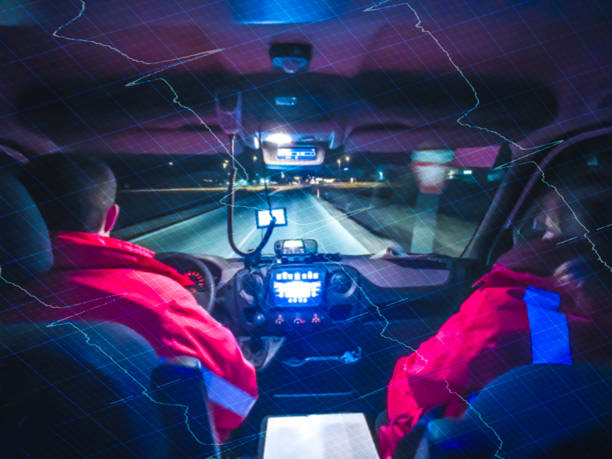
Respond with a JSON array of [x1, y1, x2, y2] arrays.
[[0, 170, 216, 458], [396, 364, 612, 458]]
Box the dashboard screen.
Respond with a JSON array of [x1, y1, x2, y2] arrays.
[[271, 268, 324, 306]]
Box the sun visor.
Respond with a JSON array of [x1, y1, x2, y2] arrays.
[[452, 146, 501, 168], [411, 146, 501, 169]]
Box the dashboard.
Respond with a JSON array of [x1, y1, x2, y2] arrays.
[[160, 239, 461, 338], [231, 262, 362, 334]]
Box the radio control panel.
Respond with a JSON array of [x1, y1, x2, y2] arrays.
[[233, 262, 361, 334]]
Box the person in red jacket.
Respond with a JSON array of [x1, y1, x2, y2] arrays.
[[1, 154, 256, 444], [379, 186, 611, 458]]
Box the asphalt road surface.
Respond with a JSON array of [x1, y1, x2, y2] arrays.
[[131, 188, 393, 257]]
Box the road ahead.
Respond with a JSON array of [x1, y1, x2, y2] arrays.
[[131, 188, 392, 257]]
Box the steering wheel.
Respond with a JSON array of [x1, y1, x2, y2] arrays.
[[156, 253, 217, 312]]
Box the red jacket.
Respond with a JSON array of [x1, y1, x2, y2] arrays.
[[379, 262, 611, 458], [0, 232, 257, 443]]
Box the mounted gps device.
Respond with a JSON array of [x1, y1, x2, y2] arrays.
[[256, 208, 287, 228]]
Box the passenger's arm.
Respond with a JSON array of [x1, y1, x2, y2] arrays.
[[379, 286, 530, 458]]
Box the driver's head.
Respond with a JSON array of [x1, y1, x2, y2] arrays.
[[22, 153, 119, 236]]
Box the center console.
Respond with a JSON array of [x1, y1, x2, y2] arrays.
[[230, 239, 362, 334]]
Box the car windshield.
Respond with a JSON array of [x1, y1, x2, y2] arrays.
[[110, 148, 505, 258]]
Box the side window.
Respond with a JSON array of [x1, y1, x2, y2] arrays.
[[513, 195, 550, 243]]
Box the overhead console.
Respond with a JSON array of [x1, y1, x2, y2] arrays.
[[230, 239, 363, 335], [256, 129, 337, 169], [242, 123, 342, 167], [261, 141, 326, 168]]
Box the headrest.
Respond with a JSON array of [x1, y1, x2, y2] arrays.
[[0, 172, 52, 283]]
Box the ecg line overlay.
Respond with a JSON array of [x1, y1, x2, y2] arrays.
[[0, 1, 608, 457]]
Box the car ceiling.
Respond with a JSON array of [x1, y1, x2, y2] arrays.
[[0, 0, 610, 159]]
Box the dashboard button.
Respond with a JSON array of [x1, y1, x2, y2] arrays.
[[274, 314, 285, 325], [329, 271, 353, 294], [253, 312, 266, 326], [293, 315, 306, 326], [311, 313, 322, 324], [243, 272, 264, 296]]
